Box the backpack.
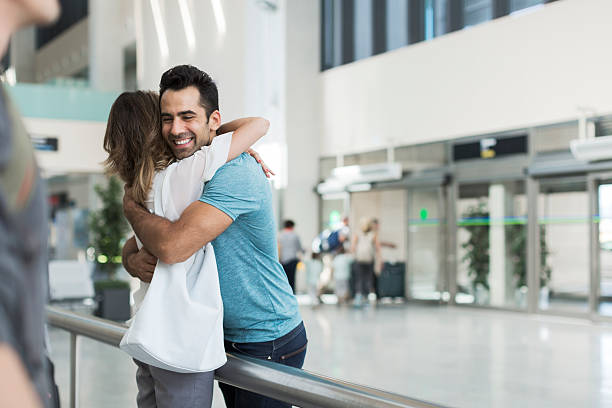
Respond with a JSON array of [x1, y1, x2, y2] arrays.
[[326, 230, 342, 252], [317, 229, 342, 253]]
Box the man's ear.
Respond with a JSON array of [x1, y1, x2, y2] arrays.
[[208, 110, 221, 133]]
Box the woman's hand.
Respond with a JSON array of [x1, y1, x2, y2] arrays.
[[248, 149, 275, 178]]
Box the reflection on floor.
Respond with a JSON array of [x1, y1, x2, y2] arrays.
[[48, 304, 612, 408]]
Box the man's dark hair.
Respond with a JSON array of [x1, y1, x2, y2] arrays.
[[283, 220, 295, 229], [159, 65, 219, 118]]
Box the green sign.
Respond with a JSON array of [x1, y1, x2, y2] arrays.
[[329, 210, 341, 227], [420, 208, 428, 221]]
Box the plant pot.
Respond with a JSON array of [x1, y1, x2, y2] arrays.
[[94, 281, 131, 321], [514, 286, 528, 309], [539, 286, 550, 309], [474, 283, 490, 305]]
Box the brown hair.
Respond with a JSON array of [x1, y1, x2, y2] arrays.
[[103, 91, 173, 205]]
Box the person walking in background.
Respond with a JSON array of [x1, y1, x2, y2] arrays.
[[351, 218, 382, 307], [278, 220, 303, 293], [332, 246, 353, 305]]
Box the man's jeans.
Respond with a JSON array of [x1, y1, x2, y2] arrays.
[[219, 322, 307, 408]]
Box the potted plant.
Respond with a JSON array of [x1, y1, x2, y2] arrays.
[[461, 203, 490, 304], [89, 176, 131, 321], [507, 223, 551, 307]]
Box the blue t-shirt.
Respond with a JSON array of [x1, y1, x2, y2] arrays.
[[200, 153, 301, 343]]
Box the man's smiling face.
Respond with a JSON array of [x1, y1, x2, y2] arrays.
[[160, 86, 213, 160]]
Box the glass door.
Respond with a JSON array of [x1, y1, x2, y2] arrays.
[[407, 186, 446, 301], [455, 180, 528, 309], [537, 177, 590, 314], [596, 181, 612, 317]]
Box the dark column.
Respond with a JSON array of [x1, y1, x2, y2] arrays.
[[341, 0, 355, 65], [447, 0, 464, 33], [372, 0, 387, 55], [493, 0, 509, 18], [409, 0, 425, 44]]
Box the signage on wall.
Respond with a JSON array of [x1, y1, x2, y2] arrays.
[[452, 134, 528, 162], [30, 135, 58, 151]]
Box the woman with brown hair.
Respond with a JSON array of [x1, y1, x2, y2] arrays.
[[102, 90, 270, 407]]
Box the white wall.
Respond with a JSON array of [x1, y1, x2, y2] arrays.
[[24, 118, 107, 174], [320, 0, 612, 156], [89, 0, 136, 91], [10, 27, 36, 82], [136, 0, 248, 121]]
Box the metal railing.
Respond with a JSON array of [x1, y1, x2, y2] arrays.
[[47, 306, 446, 408]]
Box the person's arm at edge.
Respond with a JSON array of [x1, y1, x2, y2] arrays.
[[0, 344, 42, 408], [374, 232, 383, 274], [124, 197, 232, 264], [374, 232, 382, 256], [350, 234, 358, 254], [217, 117, 270, 162]]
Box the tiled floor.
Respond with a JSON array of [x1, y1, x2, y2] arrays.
[[48, 303, 612, 407]]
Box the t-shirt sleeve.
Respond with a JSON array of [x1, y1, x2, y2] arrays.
[[202, 133, 232, 182], [199, 155, 260, 221]]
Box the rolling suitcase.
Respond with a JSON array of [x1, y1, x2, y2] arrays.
[[376, 262, 405, 298]]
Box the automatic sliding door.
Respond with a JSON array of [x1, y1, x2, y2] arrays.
[[538, 177, 589, 314], [597, 183, 612, 317], [407, 187, 445, 300], [455, 180, 528, 309]]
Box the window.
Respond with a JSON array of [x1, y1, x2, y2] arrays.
[[320, 0, 548, 70], [434, 0, 449, 37], [464, 0, 493, 27], [385, 0, 409, 51], [36, 0, 88, 49], [354, 0, 373, 61], [321, 0, 335, 70], [510, 0, 544, 13]]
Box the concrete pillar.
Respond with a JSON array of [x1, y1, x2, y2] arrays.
[[10, 27, 36, 83], [89, 0, 124, 91], [282, 0, 321, 246]]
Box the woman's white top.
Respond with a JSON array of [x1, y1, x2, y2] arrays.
[[120, 134, 231, 373]]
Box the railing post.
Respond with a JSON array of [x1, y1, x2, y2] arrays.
[[70, 333, 79, 408]]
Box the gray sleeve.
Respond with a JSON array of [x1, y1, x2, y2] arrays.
[[0, 229, 19, 349], [0, 90, 13, 168]]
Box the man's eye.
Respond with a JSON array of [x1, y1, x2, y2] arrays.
[[162, 118, 172, 123], [183, 116, 194, 120]]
